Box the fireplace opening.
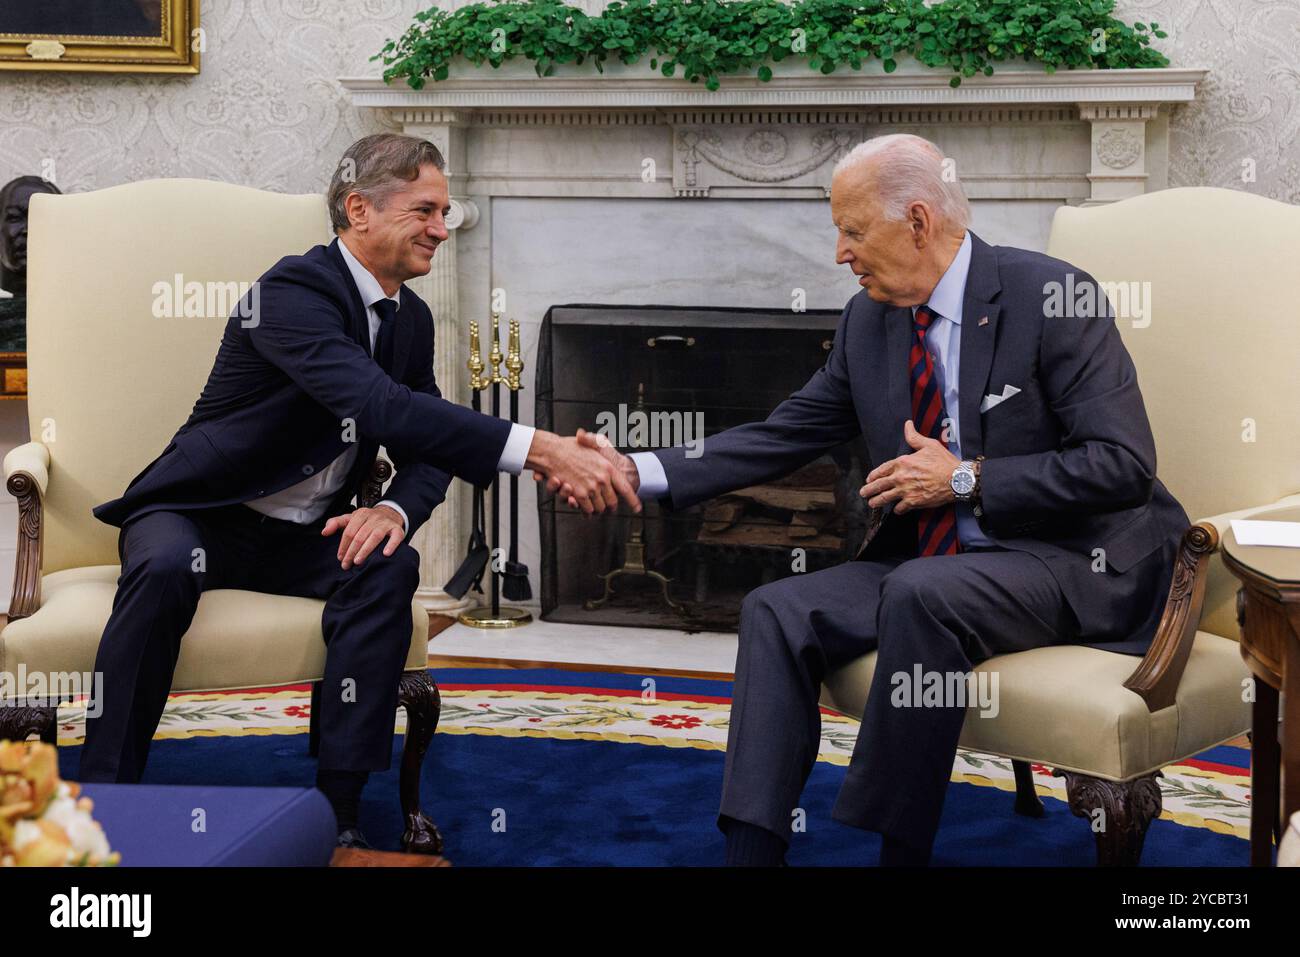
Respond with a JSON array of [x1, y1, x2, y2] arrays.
[[536, 304, 870, 632]]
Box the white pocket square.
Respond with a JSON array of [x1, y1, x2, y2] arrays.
[[979, 384, 1022, 413]]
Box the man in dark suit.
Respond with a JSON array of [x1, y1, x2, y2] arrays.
[[82, 133, 638, 846], [568, 133, 1188, 865]]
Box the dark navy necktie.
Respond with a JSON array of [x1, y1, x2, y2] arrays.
[[910, 305, 959, 556], [372, 298, 397, 375]]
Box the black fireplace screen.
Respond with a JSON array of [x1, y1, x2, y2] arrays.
[[536, 304, 870, 632]]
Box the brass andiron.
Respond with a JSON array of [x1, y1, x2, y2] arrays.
[[585, 382, 683, 614], [459, 312, 532, 629]]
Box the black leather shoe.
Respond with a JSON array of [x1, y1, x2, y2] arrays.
[[336, 828, 373, 850]]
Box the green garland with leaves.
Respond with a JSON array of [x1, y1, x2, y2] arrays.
[[375, 0, 1169, 91]]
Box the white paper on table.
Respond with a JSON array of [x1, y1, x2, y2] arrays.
[[1230, 519, 1300, 548]]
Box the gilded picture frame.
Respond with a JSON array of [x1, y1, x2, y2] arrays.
[[0, 0, 200, 74]]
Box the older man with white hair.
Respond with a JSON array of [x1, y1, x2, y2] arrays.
[[574, 133, 1188, 865]]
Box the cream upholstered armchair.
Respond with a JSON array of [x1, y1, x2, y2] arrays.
[[822, 187, 1300, 865], [0, 180, 443, 854]]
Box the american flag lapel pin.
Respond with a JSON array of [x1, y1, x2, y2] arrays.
[[978, 315, 989, 326]]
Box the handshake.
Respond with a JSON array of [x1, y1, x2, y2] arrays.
[[525, 428, 641, 514]]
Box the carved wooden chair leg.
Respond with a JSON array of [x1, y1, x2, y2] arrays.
[[0, 705, 56, 744], [307, 681, 322, 758], [397, 670, 443, 855], [1055, 769, 1163, 866], [1011, 759, 1045, 818]]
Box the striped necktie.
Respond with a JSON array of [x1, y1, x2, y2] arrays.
[[910, 305, 959, 556]]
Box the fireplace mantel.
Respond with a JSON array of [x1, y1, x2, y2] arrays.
[[342, 64, 1204, 111], [342, 65, 1203, 204]]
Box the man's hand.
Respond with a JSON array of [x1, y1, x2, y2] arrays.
[[539, 429, 639, 510], [576, 429, 639, 489], [322, 504, 406, 570], [860, 419, 959, 514], [525, 429, 641, 515]]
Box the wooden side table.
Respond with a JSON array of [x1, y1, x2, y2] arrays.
[[1222, 504, 1300, 866]]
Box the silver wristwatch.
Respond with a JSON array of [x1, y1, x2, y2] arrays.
[[950, 459, 980, 501]]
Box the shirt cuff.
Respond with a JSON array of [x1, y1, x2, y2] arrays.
[[496, 423, 535, 475], [629, 451, 669, 500], [376, 499, 409, 533]]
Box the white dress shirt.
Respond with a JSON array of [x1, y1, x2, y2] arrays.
[[630, 231, 990, 548], [245, 237, 535, 529]]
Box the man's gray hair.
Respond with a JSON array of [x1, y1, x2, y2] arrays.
[[833, 134, 970, 230], [327, 133, 445, 233]]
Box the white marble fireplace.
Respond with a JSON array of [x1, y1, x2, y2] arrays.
[[340, 62, 1204, 617]]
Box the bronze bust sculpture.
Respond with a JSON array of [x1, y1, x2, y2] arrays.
[[0, 175, 62, 353]]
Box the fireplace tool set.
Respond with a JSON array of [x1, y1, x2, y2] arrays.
[[445, 313, 532, 629]]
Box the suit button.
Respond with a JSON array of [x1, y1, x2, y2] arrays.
[[302, 464, 315, 475]]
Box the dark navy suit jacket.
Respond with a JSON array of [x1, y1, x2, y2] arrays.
[[653, 232, 1189, 653], [94, 238, 510, 540]]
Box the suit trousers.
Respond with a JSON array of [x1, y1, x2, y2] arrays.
[[719, 547, 1077, 854], [78, 502, 420, 783]]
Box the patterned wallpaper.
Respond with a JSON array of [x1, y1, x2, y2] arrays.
[[1129, 0, 1300, 201], [0, 0, 424, 195], [0, 0, 1297, 199]]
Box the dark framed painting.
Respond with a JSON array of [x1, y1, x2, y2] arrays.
[[0, 0, 200, 73]]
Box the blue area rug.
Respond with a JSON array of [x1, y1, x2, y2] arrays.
[[57, 668, 1249, 866]]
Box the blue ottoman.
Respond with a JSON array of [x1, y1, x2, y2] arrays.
[[82, 784, 337, 867]]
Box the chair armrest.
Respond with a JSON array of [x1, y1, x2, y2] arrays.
[[1123, 491, 1300, 711], [359, 456, 393, 509], [3, 441, 50, 498], [1123, 522, 1218, 712], [3, 442, 49, 622]]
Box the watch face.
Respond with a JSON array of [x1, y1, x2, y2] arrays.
[[952, 469, 976, 496]]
